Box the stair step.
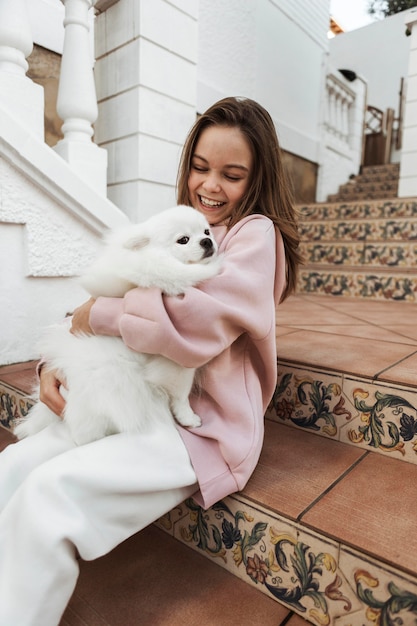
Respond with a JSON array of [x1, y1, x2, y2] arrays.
[[298, 267, 417, 300], [328, 189, 399, 202], [61, 524, 302, 625], [2, 298, 417, 626], [300, 241, 417, 268], [361, 163, 400, 177], [328, 163, 400, 203], [299, 198, 417, 221], [299, 216, 417, 243]]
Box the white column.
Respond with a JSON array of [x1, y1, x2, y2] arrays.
[[0, 0, 44, 138], [54, 0, 107, 196], [93, 0, 198, 221], [399, 9, 417, 198]]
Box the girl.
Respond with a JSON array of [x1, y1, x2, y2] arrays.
[[0, 97, 301, 625]]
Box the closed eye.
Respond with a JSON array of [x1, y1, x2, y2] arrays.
[[177, 236, 190, 245]]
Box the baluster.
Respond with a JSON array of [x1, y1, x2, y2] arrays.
[[54, 0, 107, 195], [0, 0, 44, 137]]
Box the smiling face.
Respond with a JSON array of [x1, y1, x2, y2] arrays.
[[187, 125, 253, 226]]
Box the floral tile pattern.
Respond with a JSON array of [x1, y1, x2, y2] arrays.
[[157, 494, 417, 626], [297, 269, 417, 301], [299, 199, 417, 222], [336, 547, 417, 626], [269, 364, 417, 465], [299, 218, 417, 242], [0, 382, 33, 429], [300, 242, 417, 268], [267, 364, 349, 439], [341, 377, 417, 463]]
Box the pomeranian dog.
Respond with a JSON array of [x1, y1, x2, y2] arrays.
[[14, 205, 221, 445]]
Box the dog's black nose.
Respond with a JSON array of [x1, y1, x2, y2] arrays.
[[200, 238, 213, 250]]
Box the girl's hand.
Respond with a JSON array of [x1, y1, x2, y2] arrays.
[[39, 367, 67, 418], [70, 297, 96, 336]]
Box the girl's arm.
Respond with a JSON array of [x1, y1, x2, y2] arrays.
[[90, 217, 283, 368]]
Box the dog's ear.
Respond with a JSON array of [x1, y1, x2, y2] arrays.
[[122, 233, 150, 250]]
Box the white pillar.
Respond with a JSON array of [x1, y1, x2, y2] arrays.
[[93, 0, 198, 221], [399, 9, 417, 198], [0, 0, 44, 138], [54, 0, 107, 196]]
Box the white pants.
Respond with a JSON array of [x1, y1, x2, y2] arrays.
[[0, 420, 198, 626]]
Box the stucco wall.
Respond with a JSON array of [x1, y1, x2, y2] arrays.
[[197, 0, 330, 166], [329, 9, 413, 116]]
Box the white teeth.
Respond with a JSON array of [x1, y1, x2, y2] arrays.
[[200, 196, 224, 207]]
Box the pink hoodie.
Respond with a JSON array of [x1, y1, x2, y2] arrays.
[[90, 214, 286, 509]]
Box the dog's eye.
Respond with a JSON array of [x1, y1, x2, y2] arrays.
[[204, 229, 210, 236], [177, 236, 190, 245]]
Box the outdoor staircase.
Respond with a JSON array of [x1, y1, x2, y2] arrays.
[[298, 164, 417, 302], [1, 162, 417, 625]]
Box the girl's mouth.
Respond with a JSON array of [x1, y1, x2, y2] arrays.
[[199, 195, 226, 208]]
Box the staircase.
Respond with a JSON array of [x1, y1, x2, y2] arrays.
[[298, 164, 417, 302], [1, 163, 417, 625]]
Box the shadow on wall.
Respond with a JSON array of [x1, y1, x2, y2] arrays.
[[27, 44, 64, 147], [282, 150, 318, 203]]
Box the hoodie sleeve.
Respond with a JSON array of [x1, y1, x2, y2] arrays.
[[90, 216, 284, 369]]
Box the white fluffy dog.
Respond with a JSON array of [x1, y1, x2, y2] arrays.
[[14, 205, 221, 445]]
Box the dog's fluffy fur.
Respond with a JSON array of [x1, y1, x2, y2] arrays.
[[14, 205, 221, 445]]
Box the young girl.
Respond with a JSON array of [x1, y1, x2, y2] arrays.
[[0, 97, 301, 625]]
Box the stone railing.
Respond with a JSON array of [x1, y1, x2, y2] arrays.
[[0, 0, 107, 195]]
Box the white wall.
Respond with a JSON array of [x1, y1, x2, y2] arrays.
[[329, 9, 414, 116], [197, 0, 330, 165]]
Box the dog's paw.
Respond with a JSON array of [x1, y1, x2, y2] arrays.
[[174, 409, 202, 429]]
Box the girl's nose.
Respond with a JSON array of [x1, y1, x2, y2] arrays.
[[203, 173, 221, 193]]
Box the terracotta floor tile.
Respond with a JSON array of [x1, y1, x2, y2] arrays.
[[243, 421, 366, 520], [62, 524, 291, 626], [287, 324, 417, 344], [0, 361, 37, 393], [277, 329, 417, 378], [377, 351, 417, 386], [382, 324, 417, 342], [0, 425, 17, 452], [277, 307, 362, 327], [301, 452, 417, 576]]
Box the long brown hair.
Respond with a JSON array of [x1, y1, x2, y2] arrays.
[[177, 97, 302, 300]]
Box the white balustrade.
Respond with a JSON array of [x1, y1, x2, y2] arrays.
[[324, 73, 355, 147], [0, 0, 44, 138], [54, 0, 107, 195]]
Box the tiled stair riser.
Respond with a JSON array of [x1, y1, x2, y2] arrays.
[[328, 165, 400, 203], [156, 496, 417, 626], [297, 269, 417, 301], [299, 219, 417, 242], [300, 242, 417, 268], [269, 362, 417, 466], [0, 382, 33, 430], [299, 200, 417, 221]]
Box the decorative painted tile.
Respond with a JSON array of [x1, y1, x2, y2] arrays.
[[154, 500, 192, 535], [377, 218, 417, 241], [0, 382, 33, 429], [298, 270, 417, 301], [267, 364, 350, 439], [341, 377, 417, 465], [171, 496, 364, 626], [299, 201, 417, 223], [298, 271, 354, 297], [337, 546, 417, 626]]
